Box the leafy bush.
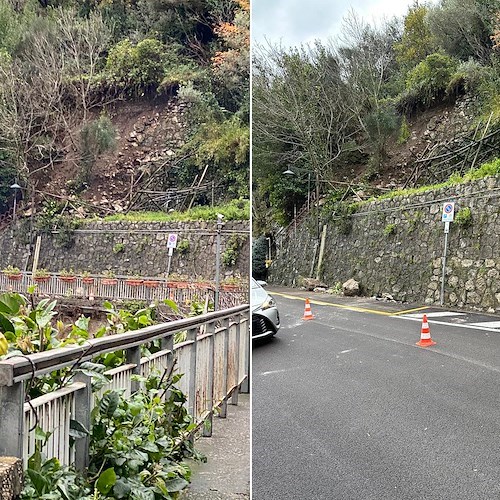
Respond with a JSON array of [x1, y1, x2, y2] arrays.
[[405, 53, 458, 108], [397, 116, 411, 144], [454, 207, 472, 227], [383, 223, 396, 236], [88, 372, 196, 498], [446, 59, 490, 97], [105, 38, 179, 93]]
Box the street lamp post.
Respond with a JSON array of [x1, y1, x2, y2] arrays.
[[10, 183, 21, 223]]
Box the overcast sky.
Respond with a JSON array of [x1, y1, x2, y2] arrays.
[[252, 0, 437, 48]]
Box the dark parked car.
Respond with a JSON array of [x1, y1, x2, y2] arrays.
[[251, 278, 280, 340]]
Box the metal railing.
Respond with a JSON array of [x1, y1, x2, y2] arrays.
[[0, 272, 248, 310], [0, 304, 250, 469]]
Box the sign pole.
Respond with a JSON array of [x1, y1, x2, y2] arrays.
[[440, 202, 455, 307], [166, 247, 174, 286], [440, 221, 450, 306], [166, 233, 178, 288]]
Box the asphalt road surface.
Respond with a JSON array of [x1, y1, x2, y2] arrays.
[[253, 291, 500, 499]]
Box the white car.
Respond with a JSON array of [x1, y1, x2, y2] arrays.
[[251, 278, 280, 340]]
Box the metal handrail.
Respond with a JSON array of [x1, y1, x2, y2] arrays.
[[0, 304, 248, 385]]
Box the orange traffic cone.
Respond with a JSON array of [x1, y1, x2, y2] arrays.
[[303, 298, 314, 320], [416, 314, 436, 347]]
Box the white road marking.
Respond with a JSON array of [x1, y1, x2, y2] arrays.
[[404, 311, 466, 318], [468, 321, 500, 329], [260, 369, 287, 376], [394, 315, 500, 333]]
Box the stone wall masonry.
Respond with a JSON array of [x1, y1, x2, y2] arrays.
[[0, 220, 250, 280], [269, 176, 500, 313]]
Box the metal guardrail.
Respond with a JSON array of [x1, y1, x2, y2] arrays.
[[0, 304, 250, 469]]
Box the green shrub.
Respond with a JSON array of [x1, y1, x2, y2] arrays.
[[397, 116, 411, 144], [383, 223, 396, 236], [405, 53, 457, 109], [105, 38, 172, 92], [446, 60, 489, 97], [454, 207, 472, 227], [176, 239, 190, 255]]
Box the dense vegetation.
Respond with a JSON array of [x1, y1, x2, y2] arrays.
[[253, 0, 500, 231], [0, 0, 249, 213], [0, 291, 201, 499]]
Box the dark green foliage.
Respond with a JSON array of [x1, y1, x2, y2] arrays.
[[88, 371, 196, 499], [252, 236, 268, 281], [397, 53, 457, 113], [105, 38, 175, 93], [427, 0, 500, 63]]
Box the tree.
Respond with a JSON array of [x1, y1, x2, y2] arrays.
[[394, 4, 436, 69], [427, 0, 500, 62], [252, 236, 268, 280]]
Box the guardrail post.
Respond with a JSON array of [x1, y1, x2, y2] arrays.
[[126, 346, 141, 393], [219, 318, 230, 418], [160, 334, 174, 372], [231, 313, 241, 405], [0, 381, 24, 458], [73, 373, 91, 472], [240, 311, 250, 394], [203, 320, 215, 437], [187, 327, 198, 419]]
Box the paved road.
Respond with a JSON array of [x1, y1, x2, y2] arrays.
[[253, 291, 500, 499]]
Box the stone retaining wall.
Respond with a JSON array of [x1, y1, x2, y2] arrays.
[[269, 176, 500, 312], [0, 220, 250, 281]]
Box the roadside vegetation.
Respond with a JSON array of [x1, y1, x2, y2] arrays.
[[0, 290, 202, 499], [253, 0, 500, 231], [102, 199, 250, 222], [0, 0, 249, 213]]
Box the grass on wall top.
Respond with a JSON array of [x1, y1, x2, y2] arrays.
[[101, 199, 250, 222]]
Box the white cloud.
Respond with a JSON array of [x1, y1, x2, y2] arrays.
[[252, 0, 438, 48]]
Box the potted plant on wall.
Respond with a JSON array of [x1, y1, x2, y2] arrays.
[[59, 268, 76, 283], [2, 265, 22, 281], [101, 270, 118, 286], [143, 278, 161, 288], [81, 271, 94, 285], [33, 268, 51, 283], [167, 273, 189, 289], [126, 274, 143, 286], [221, 276, 242, 291]]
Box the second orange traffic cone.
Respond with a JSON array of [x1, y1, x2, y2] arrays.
[[416, 314, 436, 347], [303, 298, 314, 320]]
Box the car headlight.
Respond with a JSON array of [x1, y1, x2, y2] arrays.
[[261, 296, 275, 310]]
